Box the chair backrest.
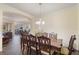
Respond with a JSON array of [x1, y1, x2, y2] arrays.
[[38, 36, 51, 54], [3, 32, 12, 39], [28, 34, 37, 54], [21, 32, 30, 45], [68, 35, 76, 50], [38, 36, 51, 45], [49, 32, 57, 40], [29, 34, 37, 46], [29, 34, 36, 42], [21, 35, 27, 44], [21, 32, 28, 36]]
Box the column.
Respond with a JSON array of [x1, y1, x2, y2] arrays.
[[0, 8, 3, 51]]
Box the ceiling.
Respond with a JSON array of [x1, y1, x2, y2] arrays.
[[5, 3, 77, 18], [3, 12, 30, 22]]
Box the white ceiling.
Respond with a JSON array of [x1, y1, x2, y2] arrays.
[[6, 3, 77, 17], [3, 12, 30, 22]]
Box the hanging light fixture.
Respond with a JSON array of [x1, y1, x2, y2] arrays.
[[35, 3, 45, 25]]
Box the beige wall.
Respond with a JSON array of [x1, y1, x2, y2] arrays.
[[31, 5, 79, 50], [42, 6, 78, 48], [77, 4, 79, 50]]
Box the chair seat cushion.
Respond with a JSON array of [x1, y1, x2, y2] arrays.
[[61, 47, 69, 55]]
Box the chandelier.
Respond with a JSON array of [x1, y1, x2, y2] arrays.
[[35, 3, 45, 32], [35, 3, 45, 25]]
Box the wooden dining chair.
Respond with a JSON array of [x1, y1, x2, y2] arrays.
[[2, 35, 10, 45], [21, 33, 30, 54], [20, 32, 26, 51], [2, 32, 11, 45], [68, 35, 76, 54], [38, 36, 51, 55], [29, 34, 38, 54], [6, 32, 12, 39], [61, 35, 76, 55]]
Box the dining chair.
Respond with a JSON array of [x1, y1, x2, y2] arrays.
[[29, 34, 38, 54], [38, 36, 51, 55], [20, 32, 26, 51], [6, 32, 12, 39], [61, 35, 76, 55], [2, 32, 11, 45], [21, 33, 30, 54], [2, 34, 10, 45]]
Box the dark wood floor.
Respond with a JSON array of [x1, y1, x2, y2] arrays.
[[0, 35, 79, 55]]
